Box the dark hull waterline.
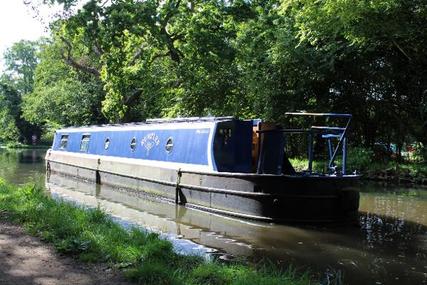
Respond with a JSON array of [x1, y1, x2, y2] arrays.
[[46, 152, 359, 224]]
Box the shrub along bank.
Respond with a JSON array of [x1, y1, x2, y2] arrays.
[[2, 142, 50, 149], [289, 147, 427, 186], [0, 179, 312, 285]]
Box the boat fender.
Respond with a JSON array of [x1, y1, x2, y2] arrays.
[[176, 169, 185, 204]]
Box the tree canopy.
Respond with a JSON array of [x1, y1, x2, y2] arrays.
[[0, 40, 42, 143], [0, 0, 425, 153]]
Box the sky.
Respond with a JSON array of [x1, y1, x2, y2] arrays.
[[0, 1, 66, 71]]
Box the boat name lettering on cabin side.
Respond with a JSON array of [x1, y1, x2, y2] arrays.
[[141, 133, 160, 155]]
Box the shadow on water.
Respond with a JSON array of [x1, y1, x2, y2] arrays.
[[45, 173, 427, 285]]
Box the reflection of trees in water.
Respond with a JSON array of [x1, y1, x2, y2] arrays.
[[0, 150, 20, 177], [18, 149, 44, 163], [359, 212, 427, 285], [354, 190, 426, 282], [360, 212, 426, 253], [0, 149, 46, 183]]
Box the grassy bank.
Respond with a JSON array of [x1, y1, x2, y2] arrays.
[[289, 157, 427, 185], [361, 162, 427, 185], [0, 179, 312, 285]]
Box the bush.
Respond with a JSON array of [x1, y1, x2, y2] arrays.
[[346, 147, 373, 171], [412, 143, 426, 162]]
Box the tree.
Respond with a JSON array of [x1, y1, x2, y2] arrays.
[[0, 82, 19, 142], [3, 40, 39, 94], [22, 34, 106, 127], [21, 0, 427, 156], [1, 40, 42, 143], [283, 0, 427, 148]]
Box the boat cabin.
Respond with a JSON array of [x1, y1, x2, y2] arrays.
[[53, 117, 253, 173], [52, 113, 351, 175]]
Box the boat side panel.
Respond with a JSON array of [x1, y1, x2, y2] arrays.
[[47, 151, 179, 200], [48, 161, 97, 182], [99, 172, 177, 201], [53, 127, 213, 167], [47, 151, 181, 183]]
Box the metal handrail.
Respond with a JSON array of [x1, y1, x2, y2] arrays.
[[257, 127, 346, 134], [283, 112, 352, 174]]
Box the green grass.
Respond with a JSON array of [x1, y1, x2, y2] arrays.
[[288, 158, 327, 173], [289, 156, 427, 180], [365, 161, 427, 181], [0, 179, 313, 285]]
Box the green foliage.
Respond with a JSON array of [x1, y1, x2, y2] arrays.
[[289, 146, 375, 173], [346, 147, 374, 171], [22, 37, 105, 127], [411, 143, 427, 162], [285, 0, 427, 147], [4, 142, 49, 149], [395, 162, 427, 177], [0, 98, 19, 142], [289, 158, 326, 173], [0, 179, 312, 285], [0, 80, 20, 142], [124, 261, 179, 285], [190, 263, 231, 284], [5, 0, 427, 152], [1, 41, 43, 144], [3, 40, 39, 94]]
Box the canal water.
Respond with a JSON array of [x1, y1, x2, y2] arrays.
[[1, 148, 426, 285]]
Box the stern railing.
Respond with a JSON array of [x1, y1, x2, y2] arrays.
[[257, 112, 352, 175], [285, 112, 352, 175]]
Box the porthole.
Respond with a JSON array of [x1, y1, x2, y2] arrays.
[[165, 137, 173, 153], [104, 138, 110, 150], [130, 137, 137, 152]]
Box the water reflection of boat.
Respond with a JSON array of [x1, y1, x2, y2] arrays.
[[46, 173, 358, 259], [46, 114, 359, 223], [46, 173, 258, 257]]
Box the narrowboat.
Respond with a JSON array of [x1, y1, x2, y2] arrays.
[[45, 112, 360, 224]]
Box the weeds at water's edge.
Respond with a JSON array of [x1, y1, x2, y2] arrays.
[[0, 179, 313, 285], [2, 142, 50, 149]]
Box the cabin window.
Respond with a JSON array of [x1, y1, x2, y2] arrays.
[[104, 138, 110, 150], [218, 128, 232, 145], [59, 135, 68, 149], [80, 135, 91, 152], [130, 137, 137, 152], [165, 137, 173, 153]]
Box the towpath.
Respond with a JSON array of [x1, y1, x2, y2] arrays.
[[0, 220, 131, 285]]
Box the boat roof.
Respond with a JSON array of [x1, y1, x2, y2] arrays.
[[56, 116, 237, 133]]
